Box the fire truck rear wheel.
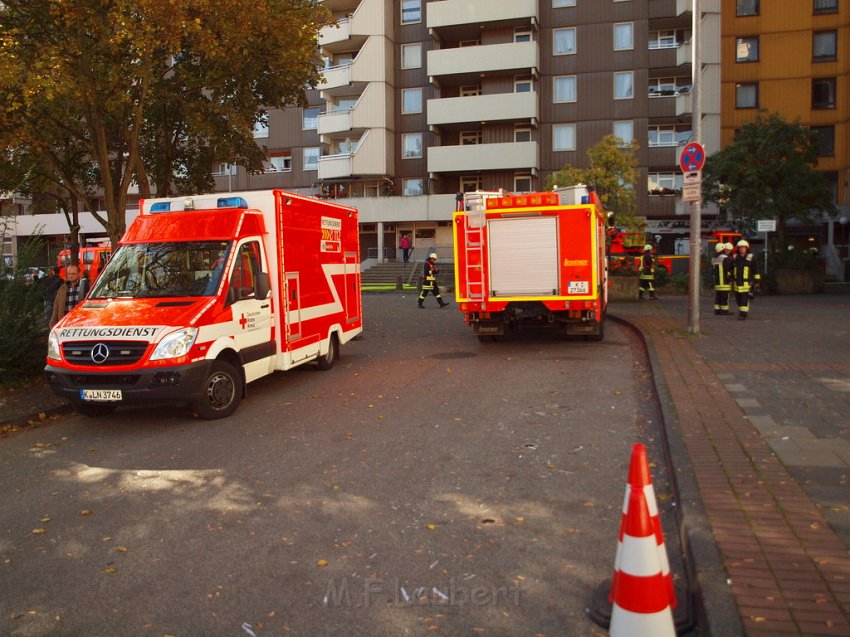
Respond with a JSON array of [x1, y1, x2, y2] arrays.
[[585, 321, 605, 342], [193, 360, 242, 419], [317, 334, 338, 370]]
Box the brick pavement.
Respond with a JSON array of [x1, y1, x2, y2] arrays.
[[613, 291, 850, 636]]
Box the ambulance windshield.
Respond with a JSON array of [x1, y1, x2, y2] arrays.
[[89, 241, 233, 299]]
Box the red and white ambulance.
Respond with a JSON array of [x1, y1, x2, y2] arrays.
[[45, 190, 362, 419], [453, 189, 607, 341]]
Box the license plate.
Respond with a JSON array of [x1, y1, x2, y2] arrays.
[[80, 389, 122, 402], [568, 281, 589, 294]]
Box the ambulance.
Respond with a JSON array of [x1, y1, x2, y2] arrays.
[[45, 190, 362, 419], [453, 189, 608, 341]]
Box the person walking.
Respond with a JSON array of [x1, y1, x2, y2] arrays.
[[638, 244, 658, 300], [731, 239, 760, 320], [418, 252, 449, 308], [42, 267, 64, 323], [711, 242, 733, 315], [49, 264, 90, 329], [399, 233, 412, 264]]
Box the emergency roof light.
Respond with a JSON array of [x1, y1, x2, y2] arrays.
[[486, 192, 559, 210], [217, 197, 249, 208], [149, 202, 171, 212]]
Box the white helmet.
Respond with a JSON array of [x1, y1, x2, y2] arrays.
[[643, 244, 653, 252], [724, 243, 734, 251], [429, 253, 438, 260], [715, 243, 726, 253], [736, 239, 750, 248]]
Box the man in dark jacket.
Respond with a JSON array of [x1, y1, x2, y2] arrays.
[[418, 253, 449, 308], [731, 239, 760, 320], [49, 264, 89, 328], [638, 245, 658, 300]]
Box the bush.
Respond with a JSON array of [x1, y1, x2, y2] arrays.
[[0, 234, 49, 385]]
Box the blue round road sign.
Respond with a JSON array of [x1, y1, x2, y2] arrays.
[[679, 142, 705, 173]]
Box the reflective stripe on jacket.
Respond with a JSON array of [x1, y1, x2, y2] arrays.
[[712, 254, 732, 291]]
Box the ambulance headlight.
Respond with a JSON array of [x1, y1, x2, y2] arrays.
[[47, 332, 61, 361], [150, 328, 198, 361]]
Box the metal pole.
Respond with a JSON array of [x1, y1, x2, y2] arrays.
[[688, 0, 702, 335]]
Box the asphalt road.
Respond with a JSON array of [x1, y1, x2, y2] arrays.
[[1, 294, 680, 637]]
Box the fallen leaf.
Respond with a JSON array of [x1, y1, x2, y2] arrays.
[[427, 523, 437, 530], [316, 559, 329, 567], [40, 516, 51, 523], [80, 509, 92, 516], [103, 566, 118, 574], [31, 528, 47, 535], [116, 546, 128, 553], [38, 412, 47, 421]]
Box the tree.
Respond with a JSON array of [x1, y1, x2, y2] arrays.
[[0, 0, 332, 247], [546, 135, 640, 230], [702, 112, 836, 247]]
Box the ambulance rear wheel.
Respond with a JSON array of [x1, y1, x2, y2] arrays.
[[317, 334, 338, 370], [192, 360, 242, 419]]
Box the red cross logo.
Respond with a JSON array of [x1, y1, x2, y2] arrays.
[[239, 313, 247, 329]]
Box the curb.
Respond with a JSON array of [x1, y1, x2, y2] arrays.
[[0, 403, 75, 432], [609, 313, 744, 637]]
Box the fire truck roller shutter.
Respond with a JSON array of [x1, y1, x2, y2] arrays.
[[487, 217, 559, 296]]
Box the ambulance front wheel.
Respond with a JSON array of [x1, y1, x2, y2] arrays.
[[192, 360, 242, 419], [317, 334, 338, 370]]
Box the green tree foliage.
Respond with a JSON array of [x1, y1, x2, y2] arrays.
[[0, 0, 332, 247], [702, 112, 836, 246], [546, 135, 640, 230]]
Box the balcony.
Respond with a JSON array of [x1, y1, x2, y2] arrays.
[[427, 92, 537, 128], [648, 41, 692, 73], [427, 42, 538, 84], [318, 36, 391, 97], [319, 0, 386, 54], [648, 0, 691, 21], [318, 128, 392, 180], [427, 0, 537, 31], [427, 141, 537, 173], [318, 83, 390, 138], [647, 91, 692, 119]]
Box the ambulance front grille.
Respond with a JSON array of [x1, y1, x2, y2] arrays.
[[62, 341, 149, 366]]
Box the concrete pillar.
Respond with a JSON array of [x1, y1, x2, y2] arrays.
[[377, 221, 385, 263]]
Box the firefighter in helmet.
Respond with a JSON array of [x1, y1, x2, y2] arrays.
[[711, 242, 733, 315], [731, 239, 760, 320], [418, 253, 449, 308], [638, 244, 658, 300]]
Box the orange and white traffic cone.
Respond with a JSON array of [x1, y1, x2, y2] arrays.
[[609, 485, 676, 636]]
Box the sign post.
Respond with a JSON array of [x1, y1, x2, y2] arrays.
[[757, 219, 776, 275], [680, 142, 706, 335]]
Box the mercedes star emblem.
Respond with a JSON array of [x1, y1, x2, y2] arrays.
[[90, 342, 110, 364]]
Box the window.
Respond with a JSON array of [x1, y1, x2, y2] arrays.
[[736, 0, 759, 16], [812, 78, 836, 109], [514, 76, 533, 93], [736, 83, 758, 108], [649, 30, 679, 49], [303, 148, 319, 171], [514, 28, 532, 43], [554, 76, 577, 103], [460, 176, 482, 193], [401, 43, 422, 69], [514, 128, 532, 143], [648, 126, 677, 147], [814, 0, 838, 14], [332, 98, 358, 112], [514, 175, 533, 193], [554, 28, 576, 55], [736, 37, 759, 62], [614, 72, 634, 99], [813, 31, 837, 61], [267, 154, 292, 172], [811, 126, 835, 156], [553, 0, 576, 6], [253, 121, 269, 138], [460, 131, 482, 145], [402, 133, 422, 158], [460, 85, 481, 97], [213, 163, 236, 176], [648, 173, 683, 195], [553, 124, 576, 151], [401, 0, 421, 24], [231, 242, 262, 297], [613, 121, 634, 145], [303, 108, 320, 130], [403, 178, 424, 196], [402, 88, 422, 114], [614, 23, 634, 51]]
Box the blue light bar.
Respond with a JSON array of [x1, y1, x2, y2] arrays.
[[149, 202, 171, 212], [217, 197, 248, 208]]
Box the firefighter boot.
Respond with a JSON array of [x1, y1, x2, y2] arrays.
[[638, 290, 645, 300], [418, 301, 424, 309], [650, 292, 659, 300], [439, 300, 449, 308]]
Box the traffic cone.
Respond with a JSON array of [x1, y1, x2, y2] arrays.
[[609, 485, 676, 636], [610, 444, 677, 610]]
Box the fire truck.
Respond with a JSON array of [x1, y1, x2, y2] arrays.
[[45, 190, 362, 419], [453, 189, 608, 341], [57, 245, 113, 282]]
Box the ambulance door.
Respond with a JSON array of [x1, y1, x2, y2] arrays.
[[229, 240, 274, 381], [344, 252, 359, 324]]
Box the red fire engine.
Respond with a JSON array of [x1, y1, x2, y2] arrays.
[[453, 190, 608, 341], [46, 190, 362, 419]]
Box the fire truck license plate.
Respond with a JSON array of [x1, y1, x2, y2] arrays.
[[80, 389, 122, 402], [568, 281, 589, 294]]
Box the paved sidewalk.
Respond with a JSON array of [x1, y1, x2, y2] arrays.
[[613, 288, 850, 636]]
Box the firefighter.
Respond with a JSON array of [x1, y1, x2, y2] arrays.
[[711, 242, 733, 315], [638, 244, 658, 300], [418, 252, 449, 308], [731, 239, 760, 320]]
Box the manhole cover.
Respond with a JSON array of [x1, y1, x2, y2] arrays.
[[430, 352, 477, 360]]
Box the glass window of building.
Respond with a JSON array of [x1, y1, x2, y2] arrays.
[[812, 78, 837, 109], [614, 23, 634, 51], [554, 28, 577, 55], [460, 131, 482, 145], [736, 37, 759, 62], [735, 83, 758, 108], [403, 179, 424, 196], [303, 148, 319, 171], [514, 76, 533, 93], [514, 28, 533, 43], [253, 121, 269, 138], [812, 126, 835, 156], [648, 173, 683, 194], [461, 176, 483, 192], [401, 43, 422, 69], [736, 0, 759, 16], [402, 133, 422, 158], [813, 31, 837, 61], [303, 108, 320, 130], [614, 71, 634, 99], [402, 88, 422, 114], [554, 76, 577, 103], [268, 154, 292, 172], [814, 0, 838, 14], [514, 128, 532, 142], [401, 0, 421, 25], [553, 0, 576, 7], [553, 124, 576, 151], [514, 175, 533, 193], [613, 121, 634, 145]]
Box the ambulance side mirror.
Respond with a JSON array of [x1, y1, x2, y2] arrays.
[[254, 272, 271, 300]]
